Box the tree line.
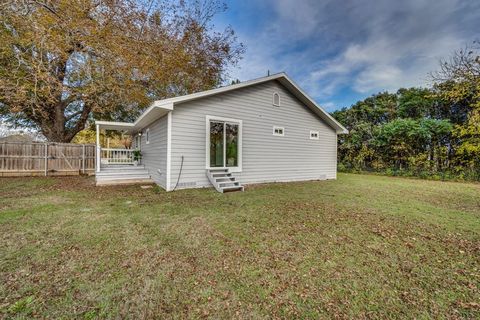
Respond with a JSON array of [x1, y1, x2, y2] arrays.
[[332, 42, 480, 181]]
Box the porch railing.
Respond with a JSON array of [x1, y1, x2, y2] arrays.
[[100, 148, 135, 164]]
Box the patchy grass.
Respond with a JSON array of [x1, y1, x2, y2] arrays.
[[0, 173, 479, 319]]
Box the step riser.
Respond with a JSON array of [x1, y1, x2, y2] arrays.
[[96, 179, 154, 186], [96, 175, 150, 181], [212, 173, 232, 178], [222, 186, 244, 192], [99, 168, 147, 170], [98, 169, 149, 173], [219, 182, 239, 186], [97, 172, 149, 177], [100, 168, 146, 172]]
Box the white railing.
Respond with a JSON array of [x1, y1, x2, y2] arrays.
[[100, 148, 135, 164]]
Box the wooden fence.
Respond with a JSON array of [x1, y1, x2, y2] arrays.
[[0, 142, 96, 176]]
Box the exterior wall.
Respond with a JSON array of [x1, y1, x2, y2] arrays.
[[169, 80, 338, 190], [138, 115, 168, 189]]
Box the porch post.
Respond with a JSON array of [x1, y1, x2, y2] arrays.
[[96, 124, 101, 172]]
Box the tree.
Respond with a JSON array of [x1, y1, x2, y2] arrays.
[[0, 0, 244, 142], [432, 41, 480, 169], [331, 42, 479, 180], [397, 88, 434, 119], [332, 89, 456, 174]]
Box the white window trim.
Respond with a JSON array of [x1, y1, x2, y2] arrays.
[[273, 92, 280, 106], [273, 126, 285, 136], [310, 130, 319, 140], [205, 115, 243, 172], [145, 128, 150, 144], [136, 134, 141, 150]]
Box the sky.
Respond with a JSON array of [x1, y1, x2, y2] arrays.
[[212, 0, 480, 111]]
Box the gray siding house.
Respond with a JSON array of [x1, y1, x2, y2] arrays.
[[94, 73, 347, 192]]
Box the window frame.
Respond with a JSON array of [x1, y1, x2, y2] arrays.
[[145, 128, 150, 144], [310, 130, 319, 140], [273, 92, 280, 107], [205, 115, 243, 172], [272, 126, 285, 136]]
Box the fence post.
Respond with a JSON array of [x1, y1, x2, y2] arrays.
[[82, 144, 85, 174], [44, 142, 48, 176]]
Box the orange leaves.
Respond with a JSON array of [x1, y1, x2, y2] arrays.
[[0, 0, 243, 141]]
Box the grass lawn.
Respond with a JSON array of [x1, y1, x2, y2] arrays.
[[0, 173, 479, 319]]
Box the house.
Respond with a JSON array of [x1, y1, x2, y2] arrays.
[[94, 73, 348, 192]]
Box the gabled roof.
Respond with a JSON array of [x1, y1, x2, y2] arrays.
[[152, 72, 347, 134], [96, 73, 348, 134]]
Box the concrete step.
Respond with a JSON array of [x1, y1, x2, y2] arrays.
[[218, 182, 240, 188], [100, 166, 145, 171], [96, 178, 154, 186], [97, 170, 150, 177], [221, 185, 244, 192], [95, 175, 151, 182]]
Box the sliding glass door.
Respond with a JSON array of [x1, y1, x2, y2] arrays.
[[210, 121, 224, 167], [209, 120, 239, 168], [225, 123, 238, 167]]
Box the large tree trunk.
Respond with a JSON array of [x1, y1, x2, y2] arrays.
[[38, 103, 91, 143]]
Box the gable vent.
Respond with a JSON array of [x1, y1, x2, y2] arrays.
[[273, 92, 280, 106]]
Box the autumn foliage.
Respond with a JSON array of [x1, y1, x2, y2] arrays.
[[0, 0, 244, 142]]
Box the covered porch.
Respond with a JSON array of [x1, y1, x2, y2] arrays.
[[94, 121, 153, 185], [95, 103, 173, 173], [95, 121, 137, 172], [94, 103, 172, 185]]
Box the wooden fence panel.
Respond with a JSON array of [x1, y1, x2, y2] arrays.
[[0, 142, 96, 177]]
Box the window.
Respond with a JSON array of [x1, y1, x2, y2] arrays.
[[206, 115, 243, 172], [273, 126, 285, 136], [145, 128, 150, 144], [273, 92, 280, 106], [310, 130, 319, 140]]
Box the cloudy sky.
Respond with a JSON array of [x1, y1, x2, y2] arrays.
[[213, 0, 480, 111]]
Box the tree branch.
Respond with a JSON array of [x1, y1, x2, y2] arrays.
[[65, 105, 92, 142], [30, 0, 61, 19]]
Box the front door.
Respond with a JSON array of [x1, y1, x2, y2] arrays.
[[209, 120, 240, 168]]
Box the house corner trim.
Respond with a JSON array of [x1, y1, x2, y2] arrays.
[[166, 111, 172, 191]]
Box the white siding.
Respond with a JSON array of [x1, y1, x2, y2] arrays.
[[139, 115, 168, 188], [169, 80, 337, 190]]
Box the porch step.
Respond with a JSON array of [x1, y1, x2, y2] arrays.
[[96, 166, 152, 186], [96, 178, 154, 186], [97, 170, 150, 177], [100, 165, 146, 171], [206, 169, 244, 193]]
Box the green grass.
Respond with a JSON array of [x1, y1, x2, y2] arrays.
[[0, 173, 479, 319]]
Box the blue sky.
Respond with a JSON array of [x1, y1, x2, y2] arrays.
[[212, 0, 480, 111]]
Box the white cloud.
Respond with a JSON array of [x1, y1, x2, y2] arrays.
[[226, 0, 480, 106], [319, 101, 337, 112]]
